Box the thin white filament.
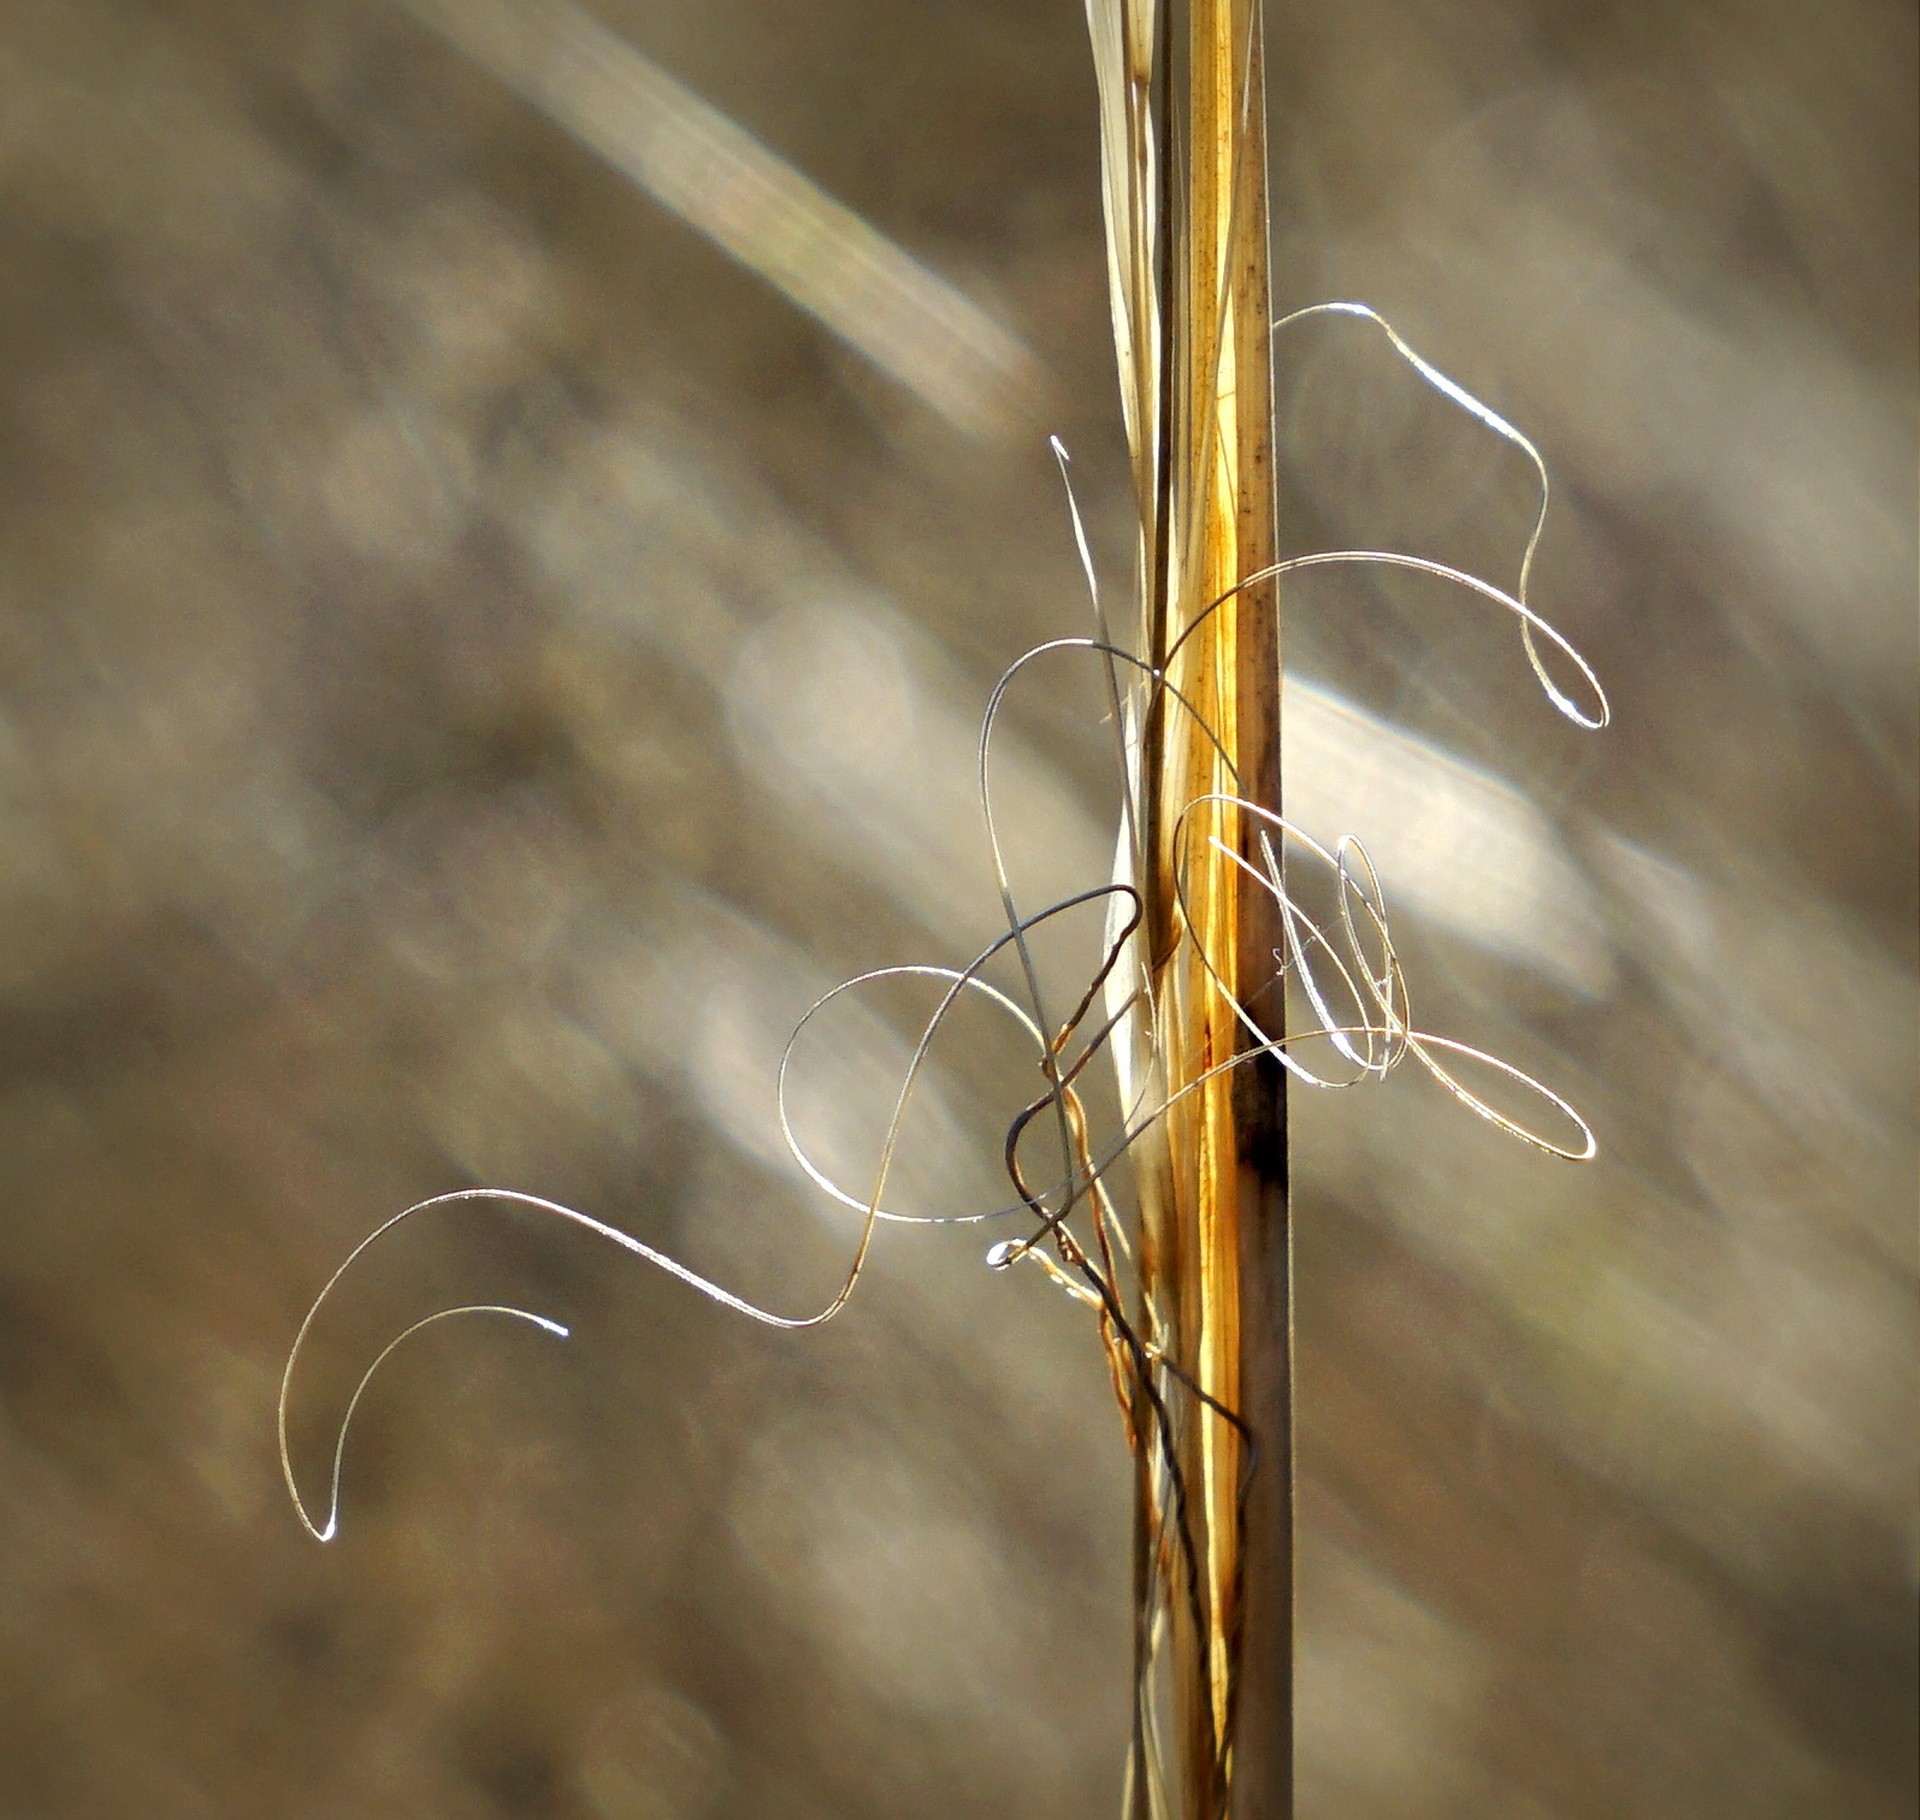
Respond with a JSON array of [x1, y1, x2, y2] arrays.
[[282, 303, 1608, 1550]]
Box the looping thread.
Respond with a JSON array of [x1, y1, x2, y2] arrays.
[[280, 306, 1607, 1591]]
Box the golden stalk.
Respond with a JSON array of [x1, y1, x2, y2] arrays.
[[1090, 0, 1289, 1812]]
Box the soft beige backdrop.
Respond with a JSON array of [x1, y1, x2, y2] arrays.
[[0, 1, 1912, 1815]]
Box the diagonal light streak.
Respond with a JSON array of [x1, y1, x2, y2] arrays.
[[404, 0, 1043, 438], [1286, 677, 1613, 995]]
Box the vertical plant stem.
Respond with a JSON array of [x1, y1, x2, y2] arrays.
[[1219, 24, 1292, 1817], [1138, 0, 1289, 1811]]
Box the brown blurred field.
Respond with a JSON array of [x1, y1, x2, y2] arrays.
[[0, 1, 1912, 1815]]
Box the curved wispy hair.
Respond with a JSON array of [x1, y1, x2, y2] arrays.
[[280, 5, 1608, 1813]]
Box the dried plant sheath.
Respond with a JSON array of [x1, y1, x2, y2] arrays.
[[1092, 0, 1290, 1812]]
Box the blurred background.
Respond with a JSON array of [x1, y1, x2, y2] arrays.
[[0, 0, 1912, 1815]]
